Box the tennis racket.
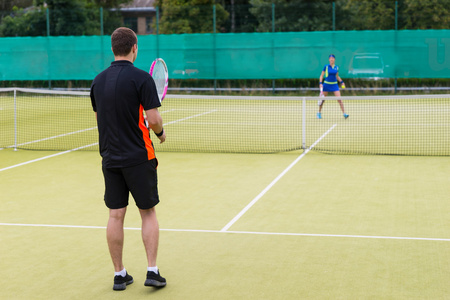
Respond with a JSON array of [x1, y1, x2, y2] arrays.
[[144, 58, 168, 128], [149, 58, 169, 102], [318, 86, 325, 106]]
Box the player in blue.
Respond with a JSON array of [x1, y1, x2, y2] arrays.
[[317, 54, 349, 119]]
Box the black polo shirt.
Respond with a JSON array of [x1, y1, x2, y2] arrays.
[[90, 60, 161, 168]]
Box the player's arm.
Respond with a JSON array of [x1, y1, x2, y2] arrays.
[[319, 71, 325, 94], [336, 73, 345, 88], [145, 108, 166, 143]]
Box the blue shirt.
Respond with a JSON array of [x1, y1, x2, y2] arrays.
[[323, 64, 339, 84]]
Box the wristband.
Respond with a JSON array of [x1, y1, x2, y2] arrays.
[[319, 82, 323, 85], [340, 81, 344, 84], [155, 128, 164, 137]]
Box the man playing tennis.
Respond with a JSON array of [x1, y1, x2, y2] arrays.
[[317, 54, 349, 119], [90, 27, 167, 291]]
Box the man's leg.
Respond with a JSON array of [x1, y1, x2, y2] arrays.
[[140, 207, 159, 267], [141, 207, 167, 287], [107, 207, 127, 272]]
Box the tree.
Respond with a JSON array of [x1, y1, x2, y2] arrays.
[[155, 0, 229, 34], [0, 5, 46, 36], [0, 0, 33, 12], [0, 0, 130, 36], [249, 0, 337, 32], [343, 0, 396, 30], [400, 0, 449, 29], [220, 0, 258, 33]]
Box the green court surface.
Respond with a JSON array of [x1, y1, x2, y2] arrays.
[[1, 148, 450, 299]]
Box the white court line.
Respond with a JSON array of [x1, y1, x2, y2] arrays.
[[1, 223, 449, 242], [0, 143, 98, 172], [220, 123, 338, 232], [8, 127, 97, 149], [163, 110, 217, 126], [0, 110, 216, 171], [160, 109, 177, 114]]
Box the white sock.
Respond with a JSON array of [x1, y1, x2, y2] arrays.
[[147, 266, 159, 274], [114, 268, 127, 277]]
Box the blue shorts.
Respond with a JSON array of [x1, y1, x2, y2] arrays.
[[323, 83, 339, 92]]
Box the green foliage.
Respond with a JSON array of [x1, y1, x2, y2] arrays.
[[0, 0, 449, 37], [343, 0, 396, 30], [401, 0, 450, 29], [155, 0, 229, 34], [0, 0, 129, 36], [44, 0, 89, 35], [0, 6, 46, 36], [250, 0, 336, 32], [220, 0, 258, 33]]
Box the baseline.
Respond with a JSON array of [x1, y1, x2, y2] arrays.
[[1, 223, 449, 242]]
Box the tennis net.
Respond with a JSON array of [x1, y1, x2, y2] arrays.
[[1, 88, 448, 156]]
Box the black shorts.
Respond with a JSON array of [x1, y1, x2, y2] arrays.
[[102, 159, 159, 210]]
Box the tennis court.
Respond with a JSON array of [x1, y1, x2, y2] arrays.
[[1, 90, 450, 299]]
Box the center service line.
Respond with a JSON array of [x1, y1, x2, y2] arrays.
[[220, 123, 338, 232]]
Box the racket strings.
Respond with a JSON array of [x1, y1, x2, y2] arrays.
[[151, 61, 167, 100]]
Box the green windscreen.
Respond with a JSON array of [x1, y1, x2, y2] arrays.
[[0, 30, 448, 80]]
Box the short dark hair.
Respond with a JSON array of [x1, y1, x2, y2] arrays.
[[111, 27, 137, 57]]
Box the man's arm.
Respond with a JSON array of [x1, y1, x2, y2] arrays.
[[145, 108, 166, 143]]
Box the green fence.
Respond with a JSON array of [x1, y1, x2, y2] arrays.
[[0, 30, 448, 81]]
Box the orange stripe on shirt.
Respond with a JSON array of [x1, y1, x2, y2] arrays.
[[139, 105, 156, 161]]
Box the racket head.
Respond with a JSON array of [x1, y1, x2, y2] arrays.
[[149, 58, 169, 103]]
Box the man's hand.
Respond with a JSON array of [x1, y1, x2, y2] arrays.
[[157, 130, 166, 144]]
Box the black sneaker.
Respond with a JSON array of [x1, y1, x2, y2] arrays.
[[144, 271, 167, 287], [113, 273, 134, 291]]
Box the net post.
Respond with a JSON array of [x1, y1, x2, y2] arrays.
[[302, 97, 306, 150], [14, 88, 17, 151]]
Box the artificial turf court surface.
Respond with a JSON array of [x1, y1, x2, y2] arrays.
[[1, 149, 450, 299]]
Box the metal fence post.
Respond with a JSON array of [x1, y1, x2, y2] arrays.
[[100, 7, 104, 35], [272, 3, 275, 94], [213, 5, 217, 94], [46, 8, 51, 89], [46, 8, 50, 36], [332, 2, 336, 31], [395, 1, 398, 94], [156, 6, 160, 58]]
